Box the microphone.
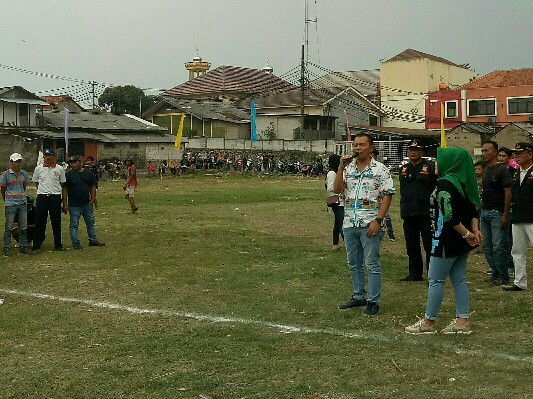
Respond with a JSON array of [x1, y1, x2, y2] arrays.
[[342, 153, 358, 165]]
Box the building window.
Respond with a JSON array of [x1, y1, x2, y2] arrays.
[[468, 99, 496, 117], [104, 143, 115, 149], [508, 96, 533, 115], [129, 142, 139, 149], [445, 101, 458, 118]]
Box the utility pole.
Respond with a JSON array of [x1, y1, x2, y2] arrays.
[[300, 44, 305, 139], [91, 81, 96, 110]]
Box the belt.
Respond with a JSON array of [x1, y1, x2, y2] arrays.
[[38, 193, 61, 196]]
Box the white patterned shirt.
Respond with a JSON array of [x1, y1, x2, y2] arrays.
[[342, 158, 395, 228]]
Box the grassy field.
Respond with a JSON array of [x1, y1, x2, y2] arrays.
[[0, 173, 532, 399]]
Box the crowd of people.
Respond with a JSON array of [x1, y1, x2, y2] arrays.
[[2, 138, 532, 336], [327, 134, 533, 334], [150, 151, 326, 177], [1, 149, 141, 256]]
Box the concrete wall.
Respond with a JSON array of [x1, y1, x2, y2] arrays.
[[444, 126, 483, 157], [0, 133, 40, 171], [490, 125, 532, 150], [185, 137, 335, 153]]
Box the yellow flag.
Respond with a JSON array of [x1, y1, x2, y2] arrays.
[[174, 113, 186, 150], [440, 103, 447, 148]]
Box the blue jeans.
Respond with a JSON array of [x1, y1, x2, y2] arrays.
[[480, 209, 511, 281], [4, 205, 27, 249], [69, 205, 97, 246], [343, 226, 382, 304], [425, 252, 469, 320]]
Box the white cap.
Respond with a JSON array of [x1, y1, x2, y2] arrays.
[[9, 153, 23, 162]]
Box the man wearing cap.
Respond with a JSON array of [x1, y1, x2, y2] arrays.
[[31, 148, 66, 253], [504, 142, 533, 292], [123, 157, 139, 213], [62, 156, 105, 250], [0, 153, 31, 256], [398, 140, 437, 281]]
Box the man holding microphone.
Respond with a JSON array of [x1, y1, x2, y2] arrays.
[[334, 133, 395, 316]]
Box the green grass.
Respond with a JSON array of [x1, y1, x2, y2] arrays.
[[1, 173, 532, 398]]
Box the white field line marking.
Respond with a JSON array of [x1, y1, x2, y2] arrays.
[[1, 288, 532, 364]]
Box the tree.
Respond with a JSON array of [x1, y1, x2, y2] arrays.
[[98, 85, 157, 116]]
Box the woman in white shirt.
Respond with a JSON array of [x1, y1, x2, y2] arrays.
[[326, 154, 344, 250]]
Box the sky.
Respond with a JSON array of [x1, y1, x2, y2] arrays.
[[1, 0, 532, 105]]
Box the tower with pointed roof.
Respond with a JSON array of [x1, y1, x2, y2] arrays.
[[185, 48, 211, 81]]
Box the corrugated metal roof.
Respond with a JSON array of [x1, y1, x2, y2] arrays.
[[461, 69, 533, 89], [385, 49, 463, 68], [153, 97, 250, 123], [311, 69, 380, 97], [0, 86, 48, 105], [30, 130, 177, 143], [164, 65, 295, 97], [513, 122, 533, 135], [247, 88, 334, 108], [44, 111, 167, 132]]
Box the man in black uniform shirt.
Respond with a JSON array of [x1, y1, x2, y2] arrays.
[[399, 140, 437, 281]]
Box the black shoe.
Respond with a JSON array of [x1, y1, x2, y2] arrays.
[[89, 241, 105, 247], [503, 284, 524, 292], [339, 296, 367, 310], [490, 278, 507, 286], [3, 248, 9, 257], [72, 244, 82, 250], [400, 275, 423, 282], [31, 247, 41, 255], [19, 247, 28, 254], [363, 302, 380, 317], [54, 246, 64, 252]]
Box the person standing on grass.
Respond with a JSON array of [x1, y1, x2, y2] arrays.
[[62, 155, 105, 250], [405, 148, 481, 335], [503, 142, 533, 292], [1, 153, 31, 256], [31, 148, 66, 253], [325, 154, 344, 251], [334, 133, 394, 317], [84, 156, 99, 210], [398, 140, 437, 282], [480, 141, 513, 286], [123, 157, 139, 214], [371, 148, 396, 242]]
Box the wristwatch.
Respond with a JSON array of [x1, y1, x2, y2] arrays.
[[375, 217, 383, 224]]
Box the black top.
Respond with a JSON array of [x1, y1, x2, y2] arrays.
[[430, 180, 479, 258], [481, 163, 512, 211], [399, 159, 437, 218], [510, 166, 533, 224], [65, 168, 97, 207]]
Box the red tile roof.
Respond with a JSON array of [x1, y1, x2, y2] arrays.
[[385, 48, 462, 68], [165, 65, 295, 97], [462, 69, 533, 89]]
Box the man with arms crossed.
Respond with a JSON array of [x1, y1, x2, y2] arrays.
[[334, 133, 395, 316], [62, 155, 105, 250]]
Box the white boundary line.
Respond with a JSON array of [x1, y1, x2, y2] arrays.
[[1, 288, 532, 364]]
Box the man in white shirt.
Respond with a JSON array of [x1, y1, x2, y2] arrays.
[[31, 148, 66, 253]]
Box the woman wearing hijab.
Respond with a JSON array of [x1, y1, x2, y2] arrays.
[[405, 148, 482, 335], [326, 154, 344, 251]]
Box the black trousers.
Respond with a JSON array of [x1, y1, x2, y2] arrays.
[[402, 215, 432, 278], [33, 194, 62, 249]]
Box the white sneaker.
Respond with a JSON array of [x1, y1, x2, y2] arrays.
[[440, 319, 472, 335], [405, 318, 437, 335]]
